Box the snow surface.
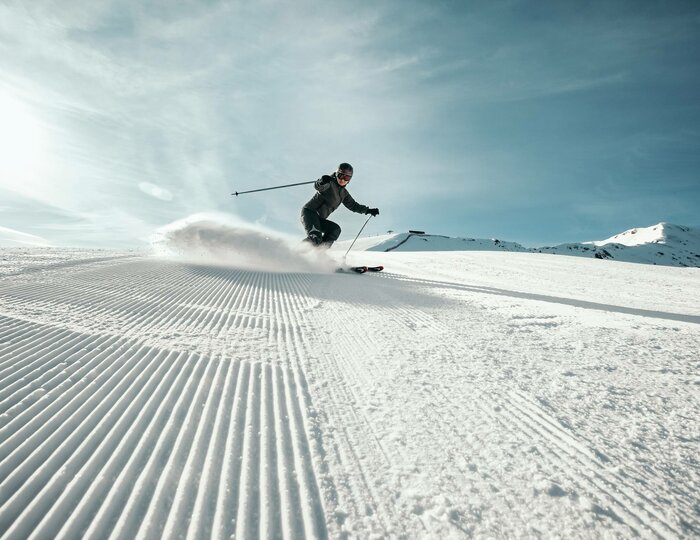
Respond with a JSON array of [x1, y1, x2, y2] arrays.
[[0, 223, 699, 538]]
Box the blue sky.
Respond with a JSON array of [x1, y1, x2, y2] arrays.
[[1, 0, 698, 248]]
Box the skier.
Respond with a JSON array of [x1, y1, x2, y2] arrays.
[[301, 163, 379, 247]]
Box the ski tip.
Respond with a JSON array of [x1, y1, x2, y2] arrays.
[[367, 265, 384, 272]]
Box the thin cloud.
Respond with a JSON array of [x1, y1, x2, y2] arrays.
[[138, 182, 174, 201]]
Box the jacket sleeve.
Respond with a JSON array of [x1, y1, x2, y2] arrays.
[[342, 191, 370, 215], [315, 175, 334, 193]]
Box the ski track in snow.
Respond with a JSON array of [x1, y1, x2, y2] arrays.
[[0, 250, 698, 538]]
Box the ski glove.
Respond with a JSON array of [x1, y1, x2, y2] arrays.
[[366, 208, 380, 217]]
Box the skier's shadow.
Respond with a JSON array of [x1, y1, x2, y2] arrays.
[[309, 270, 461, 309], [182, 265, 699, 324], [389, 274, 700, 325]]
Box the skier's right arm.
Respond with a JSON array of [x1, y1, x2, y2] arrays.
[[315, 175, 333, 193]]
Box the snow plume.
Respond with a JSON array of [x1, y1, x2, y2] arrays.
[[151, 213, 336, 273]]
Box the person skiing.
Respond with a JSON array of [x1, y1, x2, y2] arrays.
[[301, 163, 379, 247]]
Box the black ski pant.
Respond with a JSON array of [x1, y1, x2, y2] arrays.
[[301, 208, 341, 245]]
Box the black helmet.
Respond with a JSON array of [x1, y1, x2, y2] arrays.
[[338, 162, 353, 173]]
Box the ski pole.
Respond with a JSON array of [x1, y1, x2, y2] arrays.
[[231, 180, 315, 196], [343, 215, 373, 262]]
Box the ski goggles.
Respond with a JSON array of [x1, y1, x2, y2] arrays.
[[337, 171, 353, 181]]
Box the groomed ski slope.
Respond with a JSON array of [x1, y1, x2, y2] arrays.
[[0, 248, 698, 538]]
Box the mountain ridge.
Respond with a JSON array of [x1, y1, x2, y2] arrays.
[[341, 222, 700, 268]]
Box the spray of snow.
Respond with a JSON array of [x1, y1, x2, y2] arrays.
[[151, 212, 337, 272]]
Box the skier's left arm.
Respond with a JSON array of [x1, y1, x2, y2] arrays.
[[342, 192, 379, 216]]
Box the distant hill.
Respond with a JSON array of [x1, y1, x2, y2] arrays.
[[347, 232, 529, 254], [340, 223, 700, 268], [0, 225, 49, 247]]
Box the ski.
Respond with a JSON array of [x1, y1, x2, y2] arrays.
[[336, 265, 383, 274], [335, 266, 367, 274]]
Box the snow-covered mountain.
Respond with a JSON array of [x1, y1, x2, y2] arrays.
[[342, 223, 700, 268], [538, 223, 700, 267]]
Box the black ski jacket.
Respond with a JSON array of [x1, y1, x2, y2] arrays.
[[302, 173, 369, 220]]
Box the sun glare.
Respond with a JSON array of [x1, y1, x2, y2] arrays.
[[0, 90, 49, 194]]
